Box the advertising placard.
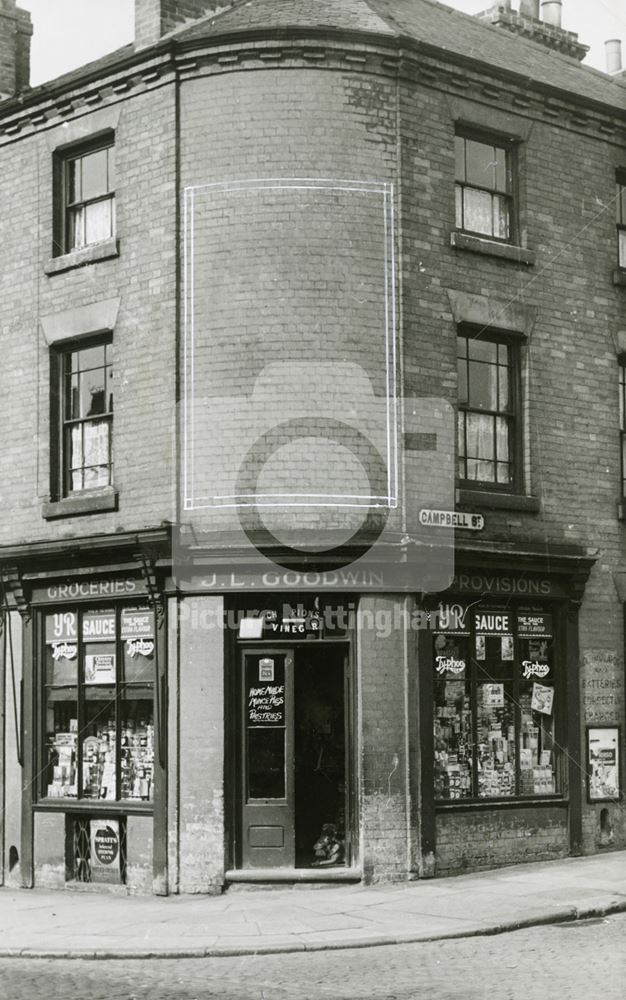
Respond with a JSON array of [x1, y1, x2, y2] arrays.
[[474, 611, 512, 635], [483, 683, 505, 708], [531, 682, 554, 715], [588, 727, 620, 802], [45, 611, 78, 644], [82, 609, 116, 641], [517, 613, 553, 638], [85, 653, 116, 684], [121, 607, 154, 640], [89, 819, 122, 884]]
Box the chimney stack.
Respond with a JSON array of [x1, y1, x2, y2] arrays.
[[540, 1, 563, 28], [519, 0, 540, 17], [135, 1, 229, 49], [0, 0, 32, 99], [605, 39, 623, 75], [478, 0, 587, 60]]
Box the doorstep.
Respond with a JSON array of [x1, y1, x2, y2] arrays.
[[225, 867, 362, 884]]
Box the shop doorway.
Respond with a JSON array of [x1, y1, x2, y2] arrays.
[[240, 645, 349, 870]]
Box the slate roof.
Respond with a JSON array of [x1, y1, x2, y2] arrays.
[[4, 0, 625, 115], [178, 0, 396, 37], [175, 0, 626, 112]]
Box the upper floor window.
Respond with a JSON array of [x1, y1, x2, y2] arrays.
[[457, 331, 519, 490], [455, 132, 513, 242], [56, 137, 116, 255], [617, 173, 626, 269], [57, 339, 113, 496]]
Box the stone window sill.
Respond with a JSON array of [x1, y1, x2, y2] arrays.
[[44, 237, 119, 276], [436, 795, 565, 812], [42, 488, 118, 520], [457, 488, 540, 513], [613, 268, 626, 287], [450, 231, 536, 266]]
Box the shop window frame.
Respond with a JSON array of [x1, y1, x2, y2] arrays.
[[454, 127, 517, 245], [35, 601, 157, 814], [431, 601, 565, 806], [456, 326, 523, 494], [53, 132, 116, 258], [49, 333, 114, 503]]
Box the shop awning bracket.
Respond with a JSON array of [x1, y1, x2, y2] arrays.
[[133, 542, 166, 768], [134, 543, 165, 629], [0, 565, 31, 624]]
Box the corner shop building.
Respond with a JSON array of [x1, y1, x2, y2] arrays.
[[0, 0, 625, 894]]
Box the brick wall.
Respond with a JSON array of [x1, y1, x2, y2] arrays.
[[0, 82, 178, 547], [359, 595, 411, 882], [174, 596, 225, 893], [179, 65, 401, 547], [436, 806, 569, 875]]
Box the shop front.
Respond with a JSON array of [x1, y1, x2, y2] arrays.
[[419, 549, 594, 876], [0, 531, 168, 895]]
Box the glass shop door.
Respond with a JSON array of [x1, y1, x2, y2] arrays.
[[241, 649, 295, 868]]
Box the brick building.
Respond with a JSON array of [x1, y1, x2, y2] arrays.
[[0, 0, 625, 894]]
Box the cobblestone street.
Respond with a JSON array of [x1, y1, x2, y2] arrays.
[[0, 913, 623, 1000]]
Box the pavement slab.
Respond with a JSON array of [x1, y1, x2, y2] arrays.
[[0, 851, 624, 958]]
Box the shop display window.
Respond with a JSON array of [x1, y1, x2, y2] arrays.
[[42, 605, 155, 804], [433, 606, 558, 801]]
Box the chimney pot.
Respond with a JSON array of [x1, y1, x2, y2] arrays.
[[605, 39, 622, 75], [519, 0, 540, 17], [540, 1, 562, 28]]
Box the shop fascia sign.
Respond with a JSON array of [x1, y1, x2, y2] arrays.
[[419, 509, 484, 531], [34, 577, 146, 603]]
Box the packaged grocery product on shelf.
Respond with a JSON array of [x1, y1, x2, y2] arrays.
[[46, 725, 78, 798], [433, 674, 472, 800], [121, 718, 154, 801], [82, 725, 116, 799]]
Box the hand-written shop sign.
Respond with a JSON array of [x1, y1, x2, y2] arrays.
[[583, 652, 621, 723], [248, 683, 285, 726]]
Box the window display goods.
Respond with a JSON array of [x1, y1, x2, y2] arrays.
[[44, 605, 155, 803], [434, 606, 558, 801]]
